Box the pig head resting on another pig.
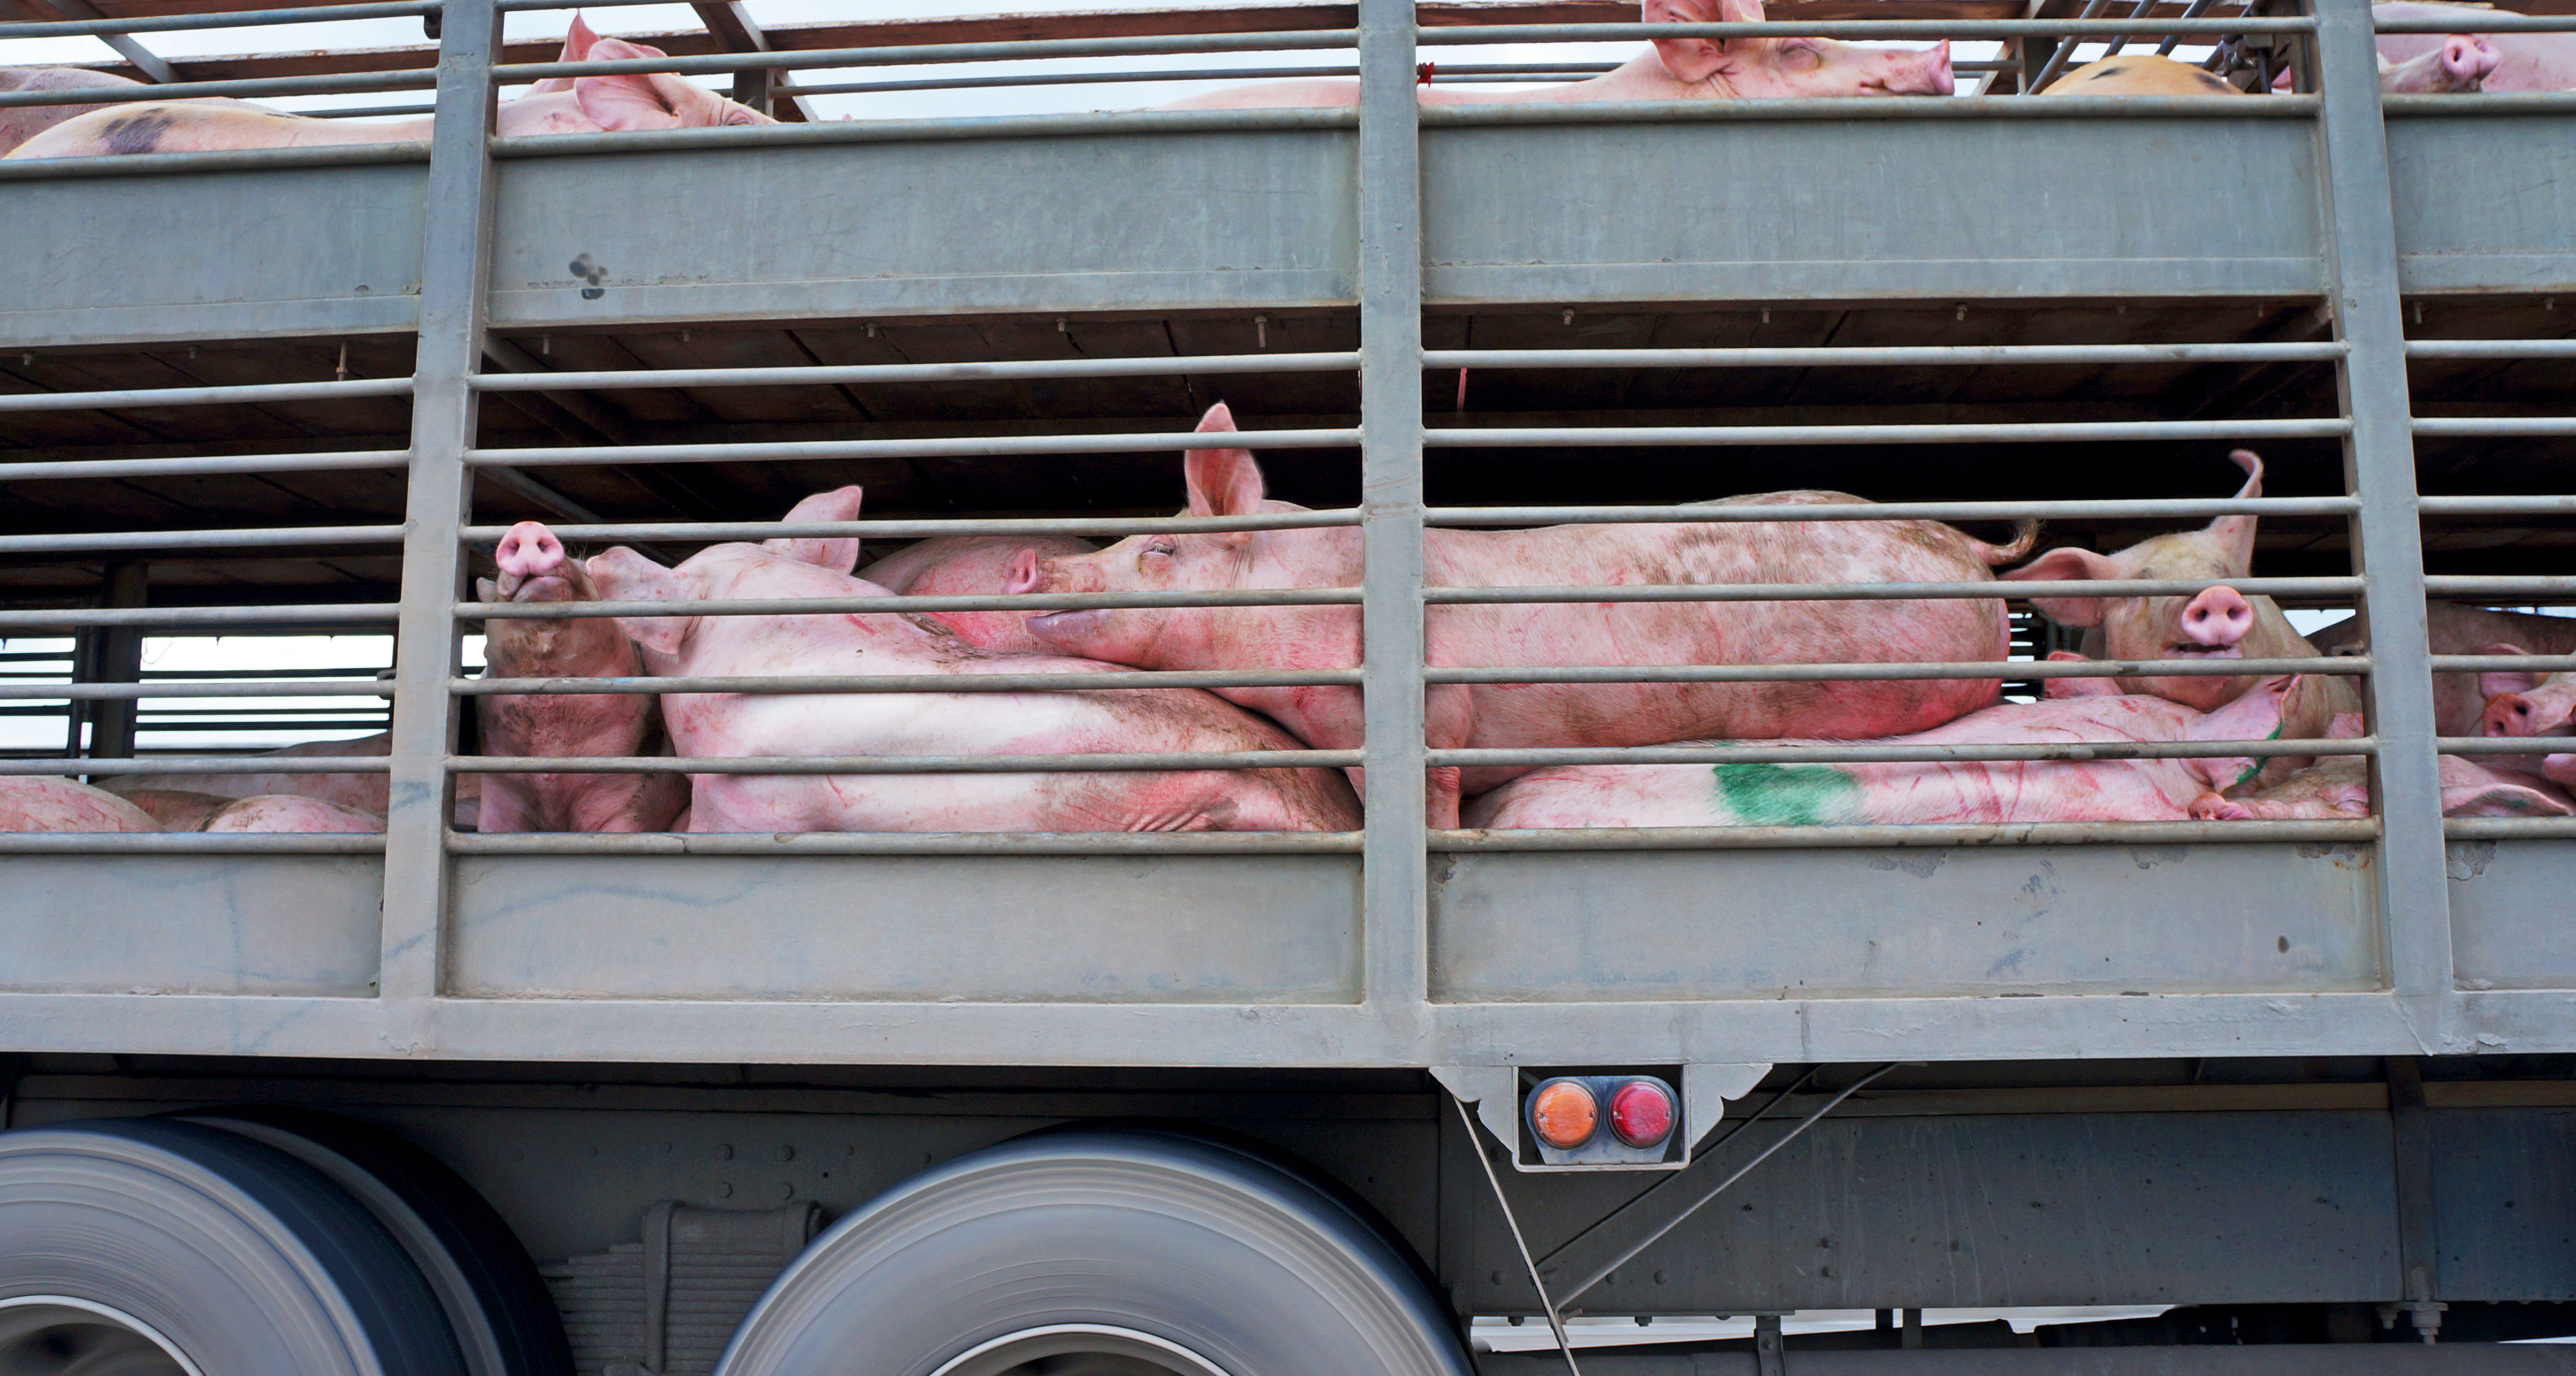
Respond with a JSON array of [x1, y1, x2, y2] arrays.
[[2004, 449, 2358, 789], [1012, 402, 2037, 827], [858, 534, 1098, 655], [6, 17, 772, 161], [475, 521, 689, 834], [1165, 0, 1948, 108], [2192, 752, 2574, 821], [1465, 676, 2297, 829], [579, 488, 1358, 834], [2056, 47, 2498, 95]]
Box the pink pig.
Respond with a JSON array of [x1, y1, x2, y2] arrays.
[[199, 794, 386, 834], [1464, 677, 2298, 829], [1166, 0, 1948, 108], [8, 16, 771, 161], [859, 534, 1099, 655], [582, 488, 1359, 834], [475, 521, 689, 834], [1012, 403, 2034, 827], [2190, 753, 2574, 821], [2374, 1, 2576, 92], [0, 777, 161, 832]]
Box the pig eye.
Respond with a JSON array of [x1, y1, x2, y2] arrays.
[[1779, 42, 1822, 69], [1142, 538, 1177, 561]]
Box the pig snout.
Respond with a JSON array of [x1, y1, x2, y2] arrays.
[[2447, 34, 2501, 87], [2483, 692, 2539, 737], [1882, 41, 1953, 96], [494, 521, 575, 600], [2178, 585, 2253, 649]]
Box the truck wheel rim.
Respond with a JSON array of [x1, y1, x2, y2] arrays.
[[928, 1324, 1232, 1376], [0, 1296, 206, 1376]]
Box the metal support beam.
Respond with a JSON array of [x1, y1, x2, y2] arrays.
[[1356, 0, 1428, 1024], [380, 0, 499, 1035], [2387, 1057, 2445, 1342], [2311, 0, 2455, 1048], [690, 2, 814, 123], [13, 0, 177, 84]]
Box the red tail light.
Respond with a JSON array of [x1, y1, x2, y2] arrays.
[[1528, 1080, 1599, 1149], [1609, 1079, 1675, 1149]]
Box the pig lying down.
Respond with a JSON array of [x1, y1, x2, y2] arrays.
[[1016, 403, 2036, 827], [859, 534, 1099, 656], [1466, 676, 2297, 829], [0, 67, 165, 156], [2193, 754, 2574, 821], [0, 778, 382, 834], [5, 18, 772, 162], [1168, 0, 1949, 107], [576, 491, 1358, 834], [476, 521, 689, 834], [2051, 46, 2497, 95]]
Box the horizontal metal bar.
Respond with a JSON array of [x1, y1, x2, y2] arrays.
[[1423, 655, 2365, 686], [1430, 738, 2365, 769], [470, 352, 1358, 393], [491, 106, 1356, 158], [1436, 819, 2377, 850], [0, 71, 437, 111], [458, 511, 1362, 543], [1420, 94, 2320, 125], [0, 605, 400, 630], [460, 587, 1358, 620], [1424, 419, 2348, 447], [781, 62, 1621, 98], [1427, 18, 2312, 41], [0, 834, 384, 854], [303, 103, 438, 119], [2406, 340, 2576, 360], [0, 142, 430, 181], [2434, 737, 2576, 755], [0, 526, 405, 556], [2377, 12, 2576, 33], [0, 452, 407, 484], [2423, 576, 2576, 597], [448, 830, 1360, 855], [0, 379, 412, 414], [0, 757, 388, 776], [2413, 417, 2576, 438], [2417, 495, 2576, 517], [453, 669, 1362, 695], [0, 682, 388, 701], [2427, 655, 2576, 673], [1426, 576, 2362, 606], [1424, 343, 2347, 369], [1426, 496, 2358, 526], [0, 1, 437, 40], [466, 428, 1360, 468], [2444, 817, 2576, 839], [498, 30, 1361, 82], [449, 750, 1360, 774], [2383, 92, 2576, 116]]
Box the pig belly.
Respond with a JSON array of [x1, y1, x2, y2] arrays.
[[0, 777, 161, 832], [477, 693, 684, 832], [201, 794, 383, 834], [689, 767, 1327, 833]]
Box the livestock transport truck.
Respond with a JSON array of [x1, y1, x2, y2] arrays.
[[9, 0, 2576, 1371]]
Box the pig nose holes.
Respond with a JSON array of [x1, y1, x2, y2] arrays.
[[2179, 587, 2253, 646], [569, 253, 609, 301], [2487, 695, 2534, 736]]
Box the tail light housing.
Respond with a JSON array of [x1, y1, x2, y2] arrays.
[[1520, 1071, 1685, 1167]]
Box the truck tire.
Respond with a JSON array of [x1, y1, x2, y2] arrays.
[[715, 1126, 1472, 1376], [0, 1118, 467, 1376], [177, 1108, 572, 1376]]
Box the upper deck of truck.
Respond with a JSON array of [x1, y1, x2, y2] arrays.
[[0, 0, 2570, 1076]]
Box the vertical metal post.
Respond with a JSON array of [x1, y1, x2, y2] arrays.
[[380, 0, 497, 1034], [2310, 0, 2452, 1041], [1355, 0, 1429, 1026], [2386, 1057, 2446, 1338], [88, 563, 145, 761]]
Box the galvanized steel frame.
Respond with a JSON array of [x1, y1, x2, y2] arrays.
[[0, 0, 2560, 1069]]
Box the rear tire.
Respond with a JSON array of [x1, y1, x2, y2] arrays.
[[0, 1118, 467, 1376], [714, 1126, 1472, 1376], [177, 1108, 571, 1376]]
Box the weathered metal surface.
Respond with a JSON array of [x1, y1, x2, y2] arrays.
[[445, 854, 1363, 1002], [0, 855, 380, 996], [0, 165, 424, 347], [2428, 1106, 2576, 1302], [2389, 112, 2576, 294], [1428, 844, 2380, 1003], [2447, 840, 2576, 991], [482, 133, 1358, 328], [1420, 119, 2323, 304], [1475, 1349, 2576, 1373]]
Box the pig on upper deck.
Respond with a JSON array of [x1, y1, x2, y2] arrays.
[[2054, 45, 2496, 97], [0, 68, 169, 157], [1010, 402, 2038, 827], [859, 534, 1099, 655], [1165, 0, 1948, 108], [6, 17, 772, 161], [475, 521, 689, 834], [582, 488, 1358, 835], [2003, 449, 2358, 789], [2374, 0, 2576, 91], [1464, 675, 2298, 829]]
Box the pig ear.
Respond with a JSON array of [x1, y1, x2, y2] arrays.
[[1182, 406, 1267, 528], [2040, 649, 2124, 700], [2442, 775, 2576, 819], [573, 37, 732, 132], [2474, 643, 2541, 699], [1642, 0, 1736, 85], [583, 546, 694, 655], [2004, 547, 2118, 628], [765, 486, 864, 574], [2204, 448, 2264, 578], [475, 577, 499, 603], [612, 615, 691, 658], [528, 11, 595, 94]]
